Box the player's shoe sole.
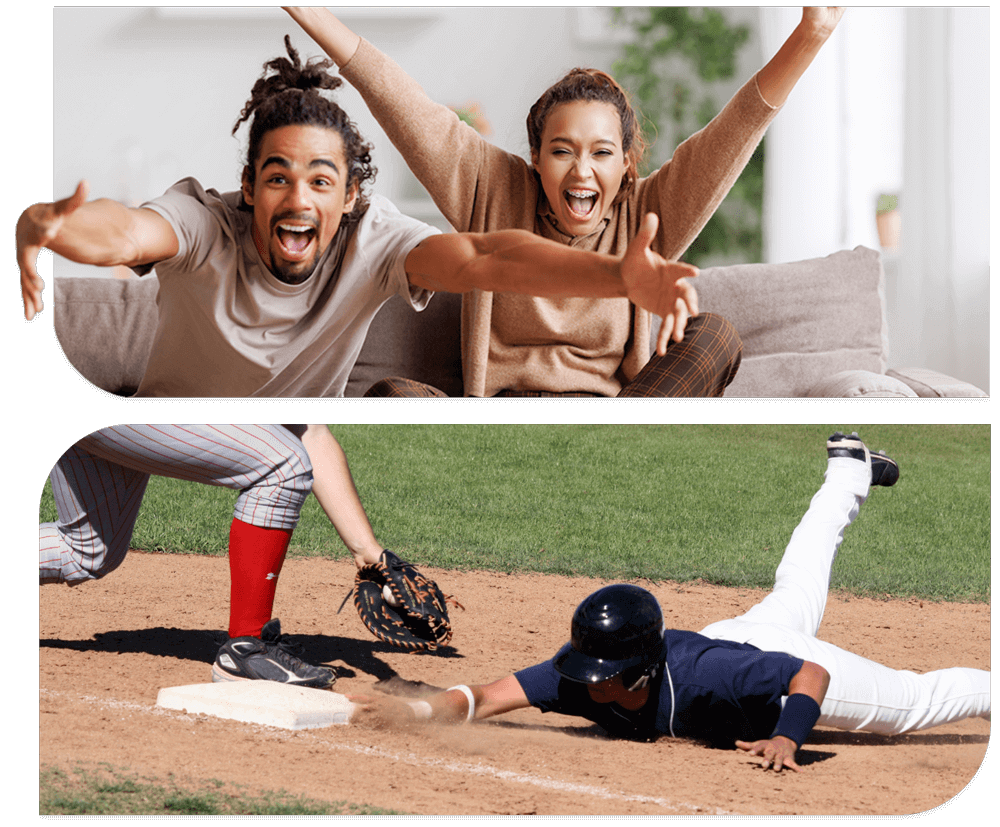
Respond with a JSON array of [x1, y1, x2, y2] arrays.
[[212, 618, 335, 689], [827, 432, 899, 487]]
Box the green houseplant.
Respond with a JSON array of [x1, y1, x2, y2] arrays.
[[612, 7, 763, 266]]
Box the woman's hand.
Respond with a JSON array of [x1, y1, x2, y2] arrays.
[[757, 8, 846, 106], [800, 7, 846, 41], [283, 7, 360, 67]]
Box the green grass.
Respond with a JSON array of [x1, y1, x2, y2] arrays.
[[39, 763, 401, 815], [38, 424, 990, 602]]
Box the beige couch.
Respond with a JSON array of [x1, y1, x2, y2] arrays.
[[53, 245, 986, 398]]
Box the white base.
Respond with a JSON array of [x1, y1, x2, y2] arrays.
[[156, 681, 356, 730]]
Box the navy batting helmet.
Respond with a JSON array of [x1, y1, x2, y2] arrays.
[[553, 584, 665, 684]]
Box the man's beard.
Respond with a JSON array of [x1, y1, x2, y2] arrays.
[[270, 252, 320, 285]]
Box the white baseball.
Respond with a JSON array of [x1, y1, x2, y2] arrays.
[[382, 584, 400, 608]]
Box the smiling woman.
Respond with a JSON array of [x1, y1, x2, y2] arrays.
[[526, 67, 647, 239], [531, 99, 631, 238]]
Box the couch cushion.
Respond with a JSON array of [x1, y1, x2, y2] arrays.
[[345, 291, 464, 397], [54, 276, 159, 395], [805, 370, 917, 398], [692, 246, 888, 397], [886, 366, 988, 398]]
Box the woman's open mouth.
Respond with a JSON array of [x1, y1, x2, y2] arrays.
[[274, 221, 318, 260], [564, 189, 599, 218]]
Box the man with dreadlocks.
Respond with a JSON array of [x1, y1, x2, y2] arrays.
[[18, 37, 697, 398]]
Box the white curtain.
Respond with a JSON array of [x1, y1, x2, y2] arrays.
[[894, 8, 989, 391], [759, 8, 988, 391]]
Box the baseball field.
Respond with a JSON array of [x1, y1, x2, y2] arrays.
[[38, 424, 990, 815]]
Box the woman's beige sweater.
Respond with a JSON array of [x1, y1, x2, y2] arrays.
[[341, 39, 780, 397]]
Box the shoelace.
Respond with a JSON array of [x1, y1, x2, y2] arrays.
[[263, 631, 309, 666]]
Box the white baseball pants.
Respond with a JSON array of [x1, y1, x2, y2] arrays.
[[39, 425, 313, 585], [699, 456, 990, 735]]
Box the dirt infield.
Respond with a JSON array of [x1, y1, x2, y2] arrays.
[[39, 552, 990, 816]]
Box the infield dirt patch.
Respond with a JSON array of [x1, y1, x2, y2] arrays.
[[39, 552, 990, 815]]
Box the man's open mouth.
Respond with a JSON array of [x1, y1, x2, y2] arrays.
[[275, 222, 317, 258], [564, 189, 598, 218]]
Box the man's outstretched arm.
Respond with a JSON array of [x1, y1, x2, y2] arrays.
[[17, 180, 178, 320], [405, 214, 698, 353]]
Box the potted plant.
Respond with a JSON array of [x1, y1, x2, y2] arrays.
[[876, 193, 900, 250]]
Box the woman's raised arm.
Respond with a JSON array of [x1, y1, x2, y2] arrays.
[[283, 7, 360, 67]]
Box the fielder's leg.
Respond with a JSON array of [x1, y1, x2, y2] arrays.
[[40, 424, 313, 589], [40, 424, 332, 687], [39, 443, 151, 585]]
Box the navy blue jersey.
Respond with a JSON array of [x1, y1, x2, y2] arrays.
[[515, 629, 804, 745]]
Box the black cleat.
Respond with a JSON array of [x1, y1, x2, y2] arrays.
[[212, 618, 335, 688], [827, 432, 899, 487]]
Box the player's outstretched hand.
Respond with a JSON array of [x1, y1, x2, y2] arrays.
[[620, 213, 699, 356], [346, 693, 423, 729], [17, 181, 89, 321], [735, 735, 802, 772]]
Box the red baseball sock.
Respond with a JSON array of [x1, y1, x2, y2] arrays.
[[227, 518, 293, 639]]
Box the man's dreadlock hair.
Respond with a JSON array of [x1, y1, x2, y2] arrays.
[[234, 35, 377, 232]]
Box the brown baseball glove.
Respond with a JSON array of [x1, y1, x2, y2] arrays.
[[352, 551, 460, 652]]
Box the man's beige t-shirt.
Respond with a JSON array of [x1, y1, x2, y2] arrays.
[[134, 178, 438, 397]]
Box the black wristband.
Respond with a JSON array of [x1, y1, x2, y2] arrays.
[[771, 693, 821, 747]]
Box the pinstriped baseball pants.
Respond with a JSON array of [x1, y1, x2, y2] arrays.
[[39, 425, 313, 585]]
